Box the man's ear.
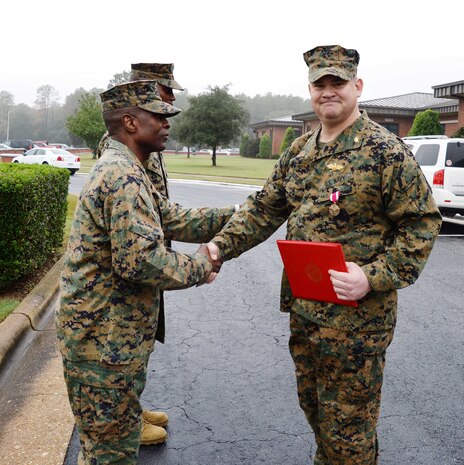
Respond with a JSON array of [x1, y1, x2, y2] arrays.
[[355, 78, 363, 98], [121, 113, 137, 134]]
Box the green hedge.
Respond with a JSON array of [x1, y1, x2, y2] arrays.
[[0, 164, 69, 289]]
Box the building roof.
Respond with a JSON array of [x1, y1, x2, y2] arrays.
[[360, 92, 457, 110], [433, 80, 464, 99], [249, 115, 303, 129], [292, 92, 458, 120]]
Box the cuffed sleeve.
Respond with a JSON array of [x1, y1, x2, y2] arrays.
[[108, 177, 212, 290]]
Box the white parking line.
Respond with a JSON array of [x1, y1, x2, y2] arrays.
[[170, 178, 262, 190]]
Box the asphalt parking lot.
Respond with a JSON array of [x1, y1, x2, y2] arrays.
[[1, 177, 462, 465], [61, 180, 464, 465]]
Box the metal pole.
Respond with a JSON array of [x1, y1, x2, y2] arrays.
[[6, 109, 13, 140]]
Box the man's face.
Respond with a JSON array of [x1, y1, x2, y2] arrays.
[[134, 110, 171, 153], [308, 75, 363, 126], [157, 84, 176, 104]]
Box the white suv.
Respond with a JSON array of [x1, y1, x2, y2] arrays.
[[403, 136, 464, 217]]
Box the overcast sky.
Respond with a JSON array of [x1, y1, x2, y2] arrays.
[[3, 0, 463, 107]]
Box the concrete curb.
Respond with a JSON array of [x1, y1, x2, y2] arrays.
[[0, 255, 64, 369]]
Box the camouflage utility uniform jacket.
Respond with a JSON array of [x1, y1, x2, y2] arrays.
[[96, 134, 215, 343], [212, 111, 442, 332], [57, 139, 235, 364], [97, 131, 169, 196]]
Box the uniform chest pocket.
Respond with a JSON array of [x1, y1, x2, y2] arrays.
[[314, 175, 360, 217], [284, 156, 313, 206]]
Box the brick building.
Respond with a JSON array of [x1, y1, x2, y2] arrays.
[[248, 116, 303, 156]]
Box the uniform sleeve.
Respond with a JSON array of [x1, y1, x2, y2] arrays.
[[95, 131, 110, 159], [156, 193, 237, 243], [362, 150, 442, 291], [212, 151, 292, 260], [106, 176, 212, 290]]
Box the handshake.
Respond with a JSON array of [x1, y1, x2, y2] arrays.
[[196, 242, 221, 284]]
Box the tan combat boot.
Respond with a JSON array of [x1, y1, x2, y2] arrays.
[[140, 419, 167, 445], [142, 408, 168, 427]]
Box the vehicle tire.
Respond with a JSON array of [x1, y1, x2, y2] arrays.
[[42, 162, 49, 165], [69, 170, 76, 175], [13, 161, 19, 163]]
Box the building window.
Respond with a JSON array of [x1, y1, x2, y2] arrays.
[[381, 123, 399, 135]]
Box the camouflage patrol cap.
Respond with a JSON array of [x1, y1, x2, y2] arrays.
[[100, 80, 181, 117], [130, 63, 184, 90], [303, 45, 360, 83]]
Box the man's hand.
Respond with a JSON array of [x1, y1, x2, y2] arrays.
[[328, 262, 372, 301], [196, 243, 222, 285], [205, 242, 221, 263], [197, 243, 222, 272]]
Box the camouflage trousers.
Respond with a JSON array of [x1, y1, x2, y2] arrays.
[[62, 356, 149, 465], [289, 311, 394, 465]]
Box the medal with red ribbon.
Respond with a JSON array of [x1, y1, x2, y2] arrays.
[[329, 188, 340, 217]]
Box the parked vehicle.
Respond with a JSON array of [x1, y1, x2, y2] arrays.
[[404, 137, 464, 217], [48, 143, 71, 149], [0, 143, 13, 150], [33, 140, 50, 148], [1, 139, 34, 151], [12, 148, 81, 175]]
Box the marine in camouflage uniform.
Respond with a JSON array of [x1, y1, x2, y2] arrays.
[[95, 64, 208, 444], [209, 46, 442, 465], [130, 64, 186, 343], [56, 80, 234, 465], [96, 63, 184, 344]]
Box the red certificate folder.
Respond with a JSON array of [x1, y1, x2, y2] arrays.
[[276, 240, 358, 307]]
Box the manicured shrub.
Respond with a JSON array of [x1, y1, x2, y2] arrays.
[[0, 164, 69, 289], [280, 127, 296, 154], [239, 133, 250, 157], [452, 126, 464, 138], [408, 110, 443, 136], [258, 134, 272, 159]]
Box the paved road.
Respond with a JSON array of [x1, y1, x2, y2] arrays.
[[64, 176, 464, 464]]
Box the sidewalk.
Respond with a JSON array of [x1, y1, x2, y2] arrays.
[[0, 257, 74, 465]]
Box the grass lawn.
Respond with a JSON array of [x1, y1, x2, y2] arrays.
[[77, 152, 276, 185], [0, 193, 78, 322], [163, 154, 276, 182], [0, 299, 20, 324], [78, 152, 97, 172]]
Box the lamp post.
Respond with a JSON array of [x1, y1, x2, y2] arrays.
[[6, 108, 14, 140]]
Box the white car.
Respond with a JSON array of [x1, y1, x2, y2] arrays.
[[12, 148, 81, 175], [0, 143, 14, 150], [403, 136, 464, 217]]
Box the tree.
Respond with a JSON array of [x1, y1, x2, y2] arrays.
[[107, 71, 131, 89], [171, 85, 249, 166], [258, 134, 272, 159], [169, 112, 196, 158], [236, 92, 311, 124], [408, 109, 443, 136], [34, 85, 59, 139], [6, 104, 35, 140], [280, 127, 296, 154], [66, 92, 106, 157]]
